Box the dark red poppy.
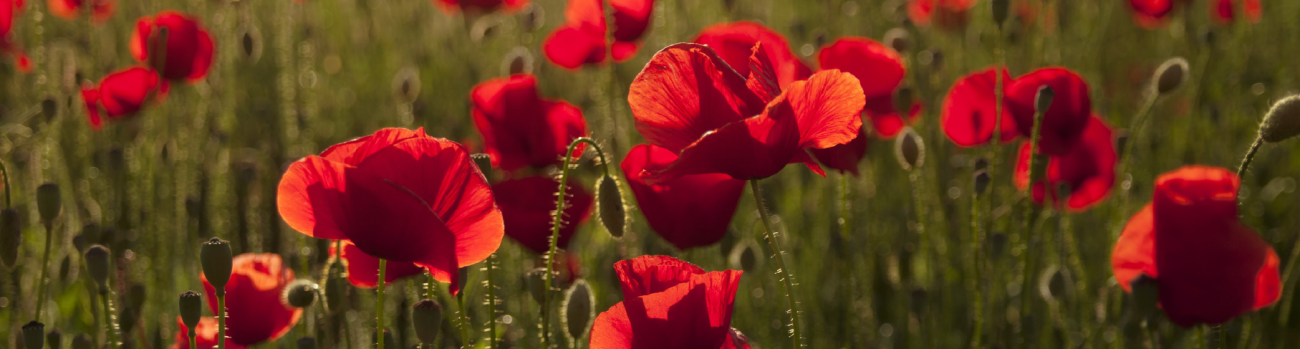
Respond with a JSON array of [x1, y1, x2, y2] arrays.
[[693, 21, 811, 90], [48, 0, 112, 23], [129, 11, 215, 82], [1013, 115, 1115, 212], [808, 128, 868, 175], [277, 127, 504, 294], [432, 0, 528, 15], [1111, 166, 1281, 327], [1209, 0, 1261, 25], [628, 43, 864, 182], [590, 255, 746, 349], [331, 240, 426, 289], [816, 37, 918, 139], [0, 0, 28, 73], [80, 67, 169, 131], [171, 317, 249, 349], [942, 67, 1018, 147], [199, 253, 301, 346], [492, 176, 593, 254], [1128, 0, 1174, 28], [470, 74, 587, 172], [542, 0, 654, 69], [1005, 67, 1092, 155], [621, 144, 745, 249], [907, 0, 975, 31]]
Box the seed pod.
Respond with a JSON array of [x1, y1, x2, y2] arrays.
[[596, 175, 626, 238], [1035, 85, 1055, 115], [36, 183, 61, 226], [82, 223, 101, 248], [563, 279, 595, 342], [200, 238, 233, 296], [1153, 57, 1189, 95], [283, 279, 320, 308], [894, 128, 925, 171], [0, 208, 21, 268], [991, 0, 1010, 27], [412, 299, 443, 345], [1130, 274, 1159, 320], [1259, 95, 1300, 143], [297, 337, 317, 349], [973, 169, 990, 196], [70, 334, 92, 349], [22, 321, 44, 349], [84, 245, 111, 291], [525, 268, 550, 304], [471, 153, 494, 182], [179, 291, 203, 332], [46, 329, 61, 349], [883, 28, 909, 54]]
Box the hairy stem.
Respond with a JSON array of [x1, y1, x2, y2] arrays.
[[35, 223, 53, 319], [217, 294, 225, 349], [377, 259, 387, 349], [544, 137, 609, 347], [749, 179, 803, 348], [1018, 102, 1047, 345], [457, 284, 471, 348], [1237, 136, 1263, 180], [487, 254, 497, 349], [103, 290, 120, 349]]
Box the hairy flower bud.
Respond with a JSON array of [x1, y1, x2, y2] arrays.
[[179, 291, 203, 332], [36, 183, 61, 226], [596, 175, 626, 238], [895, 128, 925, 171], [22, 321, 44, 349], [412, 299, 443, 345], [883, 28, 909, 54], [283, 279, 320, 308], [1153, 57, 1189, 95], [1035, 85, 1055, 115], [84, 245, 111, 291], [973, 169, 991, 196], [1259, 95, 1300, 143], [200, 238, 233, 296], [563, 279, 595, 343], [471, 153, 494, 182], [526, 268, 550, 304], [0, 208, 20, 268]]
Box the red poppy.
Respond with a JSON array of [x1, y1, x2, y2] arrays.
[[277, 127, 504, 294], [1013, 115, 1115, 212], [808, 128, 869, 175], [470, 74, 587, 172], [1209, 0, 1261, 25], [492, 176, 594, 254], [1111, 166, 1281, 327], [621, 144, 745, 250], [331, 240, 427, 289], [941, 67, 1018, 147], [0, 0, 29, 73], [130, 11, 215, 82], [542, 0, 654, 69], [1005, 67, 1092, 155], [1128, 0, 1175, 28], [628, 43, 864, 182], [171, 317, 248, 349], [80, 67, 169, 131], [590, 255, 745, 348], [47, 0, 112, 23], [816, 37, 919, 139], [907, 0, 975, 31], [692, 21, 811, 91], [199, 253, 302, 346], [432, 0, 528, 15]]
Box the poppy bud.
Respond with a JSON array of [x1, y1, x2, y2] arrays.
[[973, 169, 990, 196], [1258, 95, 1300, 143], [1130, 274, 1159, 320], [72, 235, 87, 254], [297, 337, 317, 349], [179, 291, 203, 332], [596, 175, 626, 238], [728, 241, 759, 273], [519, 4, 545, 32], [129, 283, 147, 311], [40, 98, 58, 120], [82, 224, 101, 247], [84, 245, 111, 291], [59, 256, 71, 281], [412, 299, 443, 345], [392, 67, 421, 104], [46, 329, 60, 349], [325, 267, 348, 313], [502, 47, 534, 76], [893, 86, 916, 117], [1038, 265, 1069, 302], [0, 208, 21, 268], [1153, 57, 1189, 95], [526, 268, 550, 304], [895, 128, 925, 171], [883, 28, 909, 53], [973, 158, 989, 172], [283, 279, 319, 308], [471, 153, 493, 182], [22, 321, 44, 349], [200, 238, 233, 296], [563, 279, 595, 342], [991, 0, 1010, 27], [120, 306, 138, 334], [919, 48, 943, 71], [70, 334, 92, 349], [237, 24, 263, 63], [1035, 85, 1055, 115]]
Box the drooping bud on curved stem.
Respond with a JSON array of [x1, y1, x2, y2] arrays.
[[1153, 57, 1189, 96], [1241, 95, 1300, 179], [596, 175, 626, 238], [543, 137, 610, 347]]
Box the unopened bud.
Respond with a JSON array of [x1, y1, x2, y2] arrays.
[[502, 47, 534, 76], [1153, 57, 1189, 95], [36, 183, 61, 225], [84, 245, 111, 291], [1130, 274, 1160, 320], [59, 256, 70, 281], [1035, 85, 1055, 115], [82, 224, 101, 247], [22, 321, 44, 349], [893, 86, 916, 116], [563, 279, 595, 342], [283, 279, 319, 308], [200, 238, 233, 296], [40, 98, 57, 120], [883, 28, 909, 53], [526, 268, 550, 304], [1038, 265, 1070, 302], [519, 4, 545, 32], [973, 169, 990, 196], [1259, 95, 1300, 143], [237, 24, 263, 63], [297, 337, 317, 349], [325, 273, 347, 313], [412, 299, 443, 344], [728, 241, 759, 273], [392, 67, 421, 104], [46, 329, 60, 349], [596, 175, 626, 238], [70, 334, 92, 349], [991, 0, 1010, 27], [179, 291, 203, 332], [895, 128, 925, 171], [471, 153, 494, 182], [72, 235, 86, 254], [0, 208, 20, 268]]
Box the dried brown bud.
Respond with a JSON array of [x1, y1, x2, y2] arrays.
[[1259, 95, 1300, 143]]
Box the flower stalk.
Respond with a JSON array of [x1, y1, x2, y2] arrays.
[[544, 137, 609, 347], [377, 259, 387, 349], [749, 179, 802, 348]]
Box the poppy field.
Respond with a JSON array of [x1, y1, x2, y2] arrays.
[[2, 0, 1300, 348]]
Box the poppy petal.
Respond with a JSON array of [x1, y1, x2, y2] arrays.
[[493, 176, 594, 254], [543, 24, 605, 70], [816, 37, 905, 100], [864, 96, 922, 139], [621, 144, 745, 250], [1112, 204, 1157, 293], [1006, 67, 1092, 155], [318, 127, 428, 166], [808, 128, 867, 175], [614, 254, 707, 298], [628, 43, 766, 154], [590, 268, 743, 349], [744, 42, 780, 102], [276, 156, 352, 241], [471, 75, 587, 171], [334, 240, 427, 289], [941, 67, 1018, 147], [771, 70, 866, 150], [200, 254, 302, 346], [1013, 115, 1115, 212], [693, 21, 812, 90]]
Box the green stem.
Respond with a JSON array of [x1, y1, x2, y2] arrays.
[[970, 187, 984, 347], [377, 259, 387, 349], [217, 294, 225, 349], [487, 254, 497, 349], [544, 137, 609, 347], [189, 334, 197, 349], [102, 290, 119, 349], [35, 223, 53, 319], [749, 180, 802, 348], [457, 285, 471, 348], [837, 174, 852, 347], [1018, 102, 1048, 346], [0, 159, 10, 207], [604, 0, 621, 159], [1237, 136, 1262, 180]]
